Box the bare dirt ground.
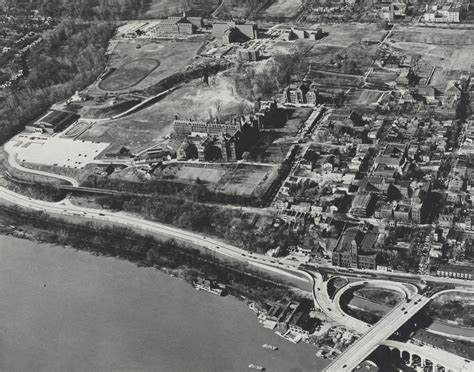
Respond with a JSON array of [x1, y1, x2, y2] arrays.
[[315, 23, 386, 48], [145, 0, 219, 17], [78, 75, 252, 153], [145, 0, 179, 17], [347, 90, 384, 106], [388, 26, 474, 90], [263, 0, 302, 17]]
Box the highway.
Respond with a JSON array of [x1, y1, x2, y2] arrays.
[[308, 271, 371, 333], [0, 186, 307, 283], [324, 293, 431, 372]]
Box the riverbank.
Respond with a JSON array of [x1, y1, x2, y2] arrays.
[[0, 204, 307, 307], [0, 235, 329, 371]]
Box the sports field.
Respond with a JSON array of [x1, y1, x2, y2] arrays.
[[347, 90, 384, 106], [96, 39, 205, 93], [216, 164, 272, 196], [174, 165, 225, 183], [99, 59, 160, 91]]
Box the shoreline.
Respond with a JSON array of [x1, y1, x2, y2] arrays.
[[0, 234, 330, 371], [0, 225, 330, 365]]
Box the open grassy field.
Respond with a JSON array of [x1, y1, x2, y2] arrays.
[[216, 164, 272, 196], [159, 162, 275, 197], [99, 59, 160, 91], [347, 89, 384, 106], [390, 26, 474, 46], [145, 0, 219, 17], [263, 0, 302, 17], [388, 26, 474, 90], [79, 76, 251, 152], [315, 23, 386, 48], [307, 70, 362, 88], [95, 38, 206, 93], [174, 165, 225, 183]]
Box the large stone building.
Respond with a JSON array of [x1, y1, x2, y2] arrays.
[[173, 100, 281, 162], [285, 83, 319, 106], [160, 13, 199, 35], [212, 21, 257, 44], [332, 226, 379, 270]]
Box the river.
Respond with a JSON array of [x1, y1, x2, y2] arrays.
[[0, 235, 328, 372]]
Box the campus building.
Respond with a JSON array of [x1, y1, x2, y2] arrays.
[[424, 5, 460, 22], [25, 110, 79, 134], [212, 21, 257, 44], [332, 226, 379, 270], [160, 13, 199, 35], [285, 83, 318, 106]]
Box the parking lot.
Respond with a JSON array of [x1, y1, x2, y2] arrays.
[[6, 134, 110, 169]]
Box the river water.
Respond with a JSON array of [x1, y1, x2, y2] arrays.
[[0, 236, 328, 372]]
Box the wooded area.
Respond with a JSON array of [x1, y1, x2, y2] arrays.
[[3, 0, 152, 20], [0, 20, 115, 144], [0, 205, 296, 305]]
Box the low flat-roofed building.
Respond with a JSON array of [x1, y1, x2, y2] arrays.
[[26, 110, 80, 134], [436, 264, 473, 280], [350, 193, 375, 218]]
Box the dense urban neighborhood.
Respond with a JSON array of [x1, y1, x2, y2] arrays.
[[0, 0, 473, 371]]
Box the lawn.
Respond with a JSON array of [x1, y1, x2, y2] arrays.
[[99, 59, 160, 91], [146, 0, 219, 17], [95, 39, 206, 93], [347, 89, 384, 106], [388, 26, 474, 90], [216, 164, 273, 196], [174, 165, 225, 183], [263, 0, 302, 17]]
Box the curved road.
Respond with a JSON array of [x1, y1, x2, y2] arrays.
[[0, 186, 307, 283], [4, 140, 79, 187]]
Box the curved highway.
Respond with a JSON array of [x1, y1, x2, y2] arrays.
[[0, 186, 307, 283]]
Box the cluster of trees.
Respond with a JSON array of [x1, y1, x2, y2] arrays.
[[232, 48, 309, 99], [426, 299, 474, 327], [0, 20, 115, 145], [0, 205, 294, 304], [3, 0, 152, 20], [95, 193, 302, 254], [217, 0, 272, 19], [84, 175, 259, 206]]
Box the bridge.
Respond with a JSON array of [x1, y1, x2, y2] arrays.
[[324, 293, 431, 372], [381, 340, 474, 372]]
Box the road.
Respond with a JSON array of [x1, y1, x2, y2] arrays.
[[308, 271, 371, 333], [324, 293, 432, 372], [3, 141, 79, 187], [0, 186, 307, 283]]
